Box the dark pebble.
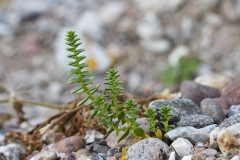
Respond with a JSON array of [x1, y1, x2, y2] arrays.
[[177, 114, 214, 128]]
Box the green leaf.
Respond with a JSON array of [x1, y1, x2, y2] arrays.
[[68, 61, 77, 67], [83, 77, 94, 85], [155, 129, 162, 140], [68, 77, 80, 84], [105, 116, 111, 122], [89, 110, 98, 119], [117, 129, 130, 143], [77, 96, 90, 106], [99, 119, 106, 125], [132, 127, 145, 138], [81, 70, 92, 76], [68, 68, 78, 75], [84, 98, 92, 105], [118, 111, 125, 120], [71, 86, 84, 94], [79, 62, 88, 68]]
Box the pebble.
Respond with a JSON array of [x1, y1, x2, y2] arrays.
[[165, 124, 217, 143], [214, 98, 230, 110], [217, 123, 240, 158], [107, 147, 122, 157], [106, 118, 150, 148], [93, 144, 110, 155], [61, 152, 75, 160], [75, 149, 91, 159], [231, 155, 240, 160], [228, 105, 240, 117], [140, 39, 171, 53], [168, 152, 176, 160], [126, 138, 169, 160], [171, 138, 193, 157], [201, 98, 225, 124], [48, 135, 85, 152], [30, 150, 59, 160], [84, 130, 105, 145], [219, 113, 240, 128], [149, 98, 202, 125], [209, 127, 221, 149], [93, 153, 106, 160], [0, 143, 22, 160], [180, 80, 221, 106], [194, 148, 218, 160], [177, 114, 214, 128], [221, 78, 240, 107], [194, 74, 231, 90], [182, 155, 192, 160]]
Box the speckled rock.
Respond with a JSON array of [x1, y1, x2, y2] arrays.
[[48, 135, 85, 152], [93, 144, 110, 154], [149, 98, 202, 125], [217, 123, 240, 158], [194, 148, 219, 160], [194, 74, 231, 90], [201, 98, 225, 124], [180, 81, 221, 106], [219, 113, 240, 128], [75, 148, 91, 158], [106, 118, 150, 148], [165, 124, 217, 143], [228, 105, 240, 117], [221, 78, 240, 106], [0, 143, 22, 160], [126, 138, 169, 160], [30, 150, 59, 160], [177, 114, 214, 128]]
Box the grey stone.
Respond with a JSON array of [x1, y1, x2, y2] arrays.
[[126, 138, 169, 160], [171, 138, 193, 157], [201, 98, 225, 124], [0, 143, 22, 160], [228, 105, 240, 117], [107, 147, 122, 157], [30, 150, 59, 160], [93, 144, 110, 155], [177, 114, 214, 128], [219, 113, 240, 128], [165, 124, 217, 143], [149, 98, 202, 125]]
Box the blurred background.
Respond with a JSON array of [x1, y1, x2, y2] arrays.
[[0, 0, 240, 108]]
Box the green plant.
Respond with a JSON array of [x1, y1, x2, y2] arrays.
[[65, 30, 100, 106], [65, 30, 175, 144], [161, 56, 200, 86], [158, 105, 175, 134]]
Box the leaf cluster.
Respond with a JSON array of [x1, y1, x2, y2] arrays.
[[159, 105, 175, 134]]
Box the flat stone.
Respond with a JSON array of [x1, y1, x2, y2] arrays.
[[180, 81, 220, 106], [177, 114, 214, 128], [126, 138, 169, 160], [217, 123, 240, 158], [30, 150, 59, 160], [165, 124, 217, 143], [93, 144, 110, 154], [201, 98, 225, 124], [149, 98, 202, 125], [171, 138, 193, 157]]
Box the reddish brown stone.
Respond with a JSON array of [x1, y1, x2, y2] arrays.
[[49, 135, 84, 152], [180, 81, 221, 106], [221, 78, 240, 106], [214, 98, 230, 110]]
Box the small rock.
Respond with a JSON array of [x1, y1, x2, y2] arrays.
[[165, 124, 217, 143], [30, 150, 59, 160], [107, 147, 122, 157], [107, 156, 118, 160], [219, 113, 240, 128], [93, 153, 106, 160], [228, 105, 240, 117], [149, 98, 202, 125], [84, 130, 105, 144], [217, 123, 240, 158], [61, 152, 75, 160], [209, 127, 221, 149], [171, 138, 193, 157], [168, 152, 176, 160], [75, 149, 91, 158], [48, 135, 84, 152], [221, 78, 240, 106], [231, 155, 240, 160], [93, 144, 110, 155], [220, 0, 239, 22], [177, 114, 214, 128], [106, 118, 150, 148], [180, 81, 221, 106], [214, 98, 230, 110], [194, 74, 231, 90], [182, 155, 192, 160], [140, 39, 171, 53], [199, 148, 218, 157], [168, 45, 190, 67], [201, 98, 225, 124], [0, 143, 22, 160], [126, 138, 169, 160]]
